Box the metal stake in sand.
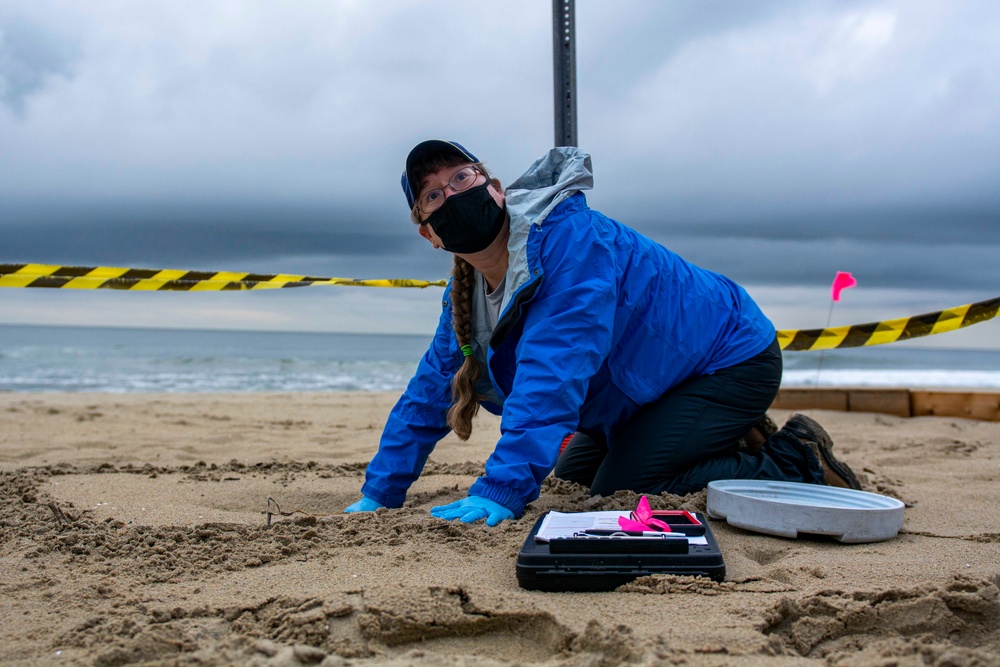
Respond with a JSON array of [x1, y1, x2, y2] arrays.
[[816, 271, 858, 386]]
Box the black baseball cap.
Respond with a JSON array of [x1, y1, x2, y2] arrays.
[[401, 140, 478, 209]]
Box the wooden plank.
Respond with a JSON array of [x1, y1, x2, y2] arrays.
[[911, 391, 1000, 422], [771, 389, 848, 412], [848, 389, 911, 418], [772, 388, 1000, 422]]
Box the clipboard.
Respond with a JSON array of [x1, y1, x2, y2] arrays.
[[516, 511, 725, 592]]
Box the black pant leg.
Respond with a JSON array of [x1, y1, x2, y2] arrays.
[[589, 338, 804, 496], [553, 431, 607, 488]]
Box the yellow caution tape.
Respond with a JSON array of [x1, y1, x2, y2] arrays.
[[2, 263, 996, 351], [776, 296, 1000, 351], [0, 263, 446, 291]]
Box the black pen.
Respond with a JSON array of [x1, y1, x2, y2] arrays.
[[579, 529, 677, 537]]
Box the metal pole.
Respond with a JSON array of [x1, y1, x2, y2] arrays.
[[552, 0, 577, 147]]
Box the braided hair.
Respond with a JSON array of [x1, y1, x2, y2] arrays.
[[408, 151, 493, 440], [445, 255, 481, 440]]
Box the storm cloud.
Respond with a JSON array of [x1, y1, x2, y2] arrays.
[[1, 1, 998, 347]]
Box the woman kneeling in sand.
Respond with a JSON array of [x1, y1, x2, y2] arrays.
[[344, 140, 861, 527]]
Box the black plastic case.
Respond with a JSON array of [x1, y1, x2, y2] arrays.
[[515, 511, 726, 592]]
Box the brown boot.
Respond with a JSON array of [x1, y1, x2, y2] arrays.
[[783, 414, 862, 490], [738, 414, 779, 454]]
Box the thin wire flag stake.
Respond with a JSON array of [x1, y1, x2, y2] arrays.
[[815, 271, 858, 386]]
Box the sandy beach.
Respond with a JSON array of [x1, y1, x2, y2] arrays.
[[1, 391, 998, 666]]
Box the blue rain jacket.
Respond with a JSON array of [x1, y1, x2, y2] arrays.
[[361, 148, 775, 516]]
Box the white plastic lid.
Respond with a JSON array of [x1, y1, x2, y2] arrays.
[[706, 480, 905, 543]]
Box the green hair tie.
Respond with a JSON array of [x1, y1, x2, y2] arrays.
[[461, 345, 474, 357]]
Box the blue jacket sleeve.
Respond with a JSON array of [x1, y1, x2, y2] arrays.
[[361, 287, 461, 508], [469, 213, 618, 515]]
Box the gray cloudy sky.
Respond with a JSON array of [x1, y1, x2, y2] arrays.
[[1, 0, 998, 348]]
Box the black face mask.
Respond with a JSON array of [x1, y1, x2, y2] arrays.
[[424, 182, 506, 254]]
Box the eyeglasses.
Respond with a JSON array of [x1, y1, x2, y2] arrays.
[[416, 165, 484, 216]]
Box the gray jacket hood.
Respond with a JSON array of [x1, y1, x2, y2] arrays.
[[500, 147, 594, 306], [505, 146, 594, 228], [469, 147, 594, 398]]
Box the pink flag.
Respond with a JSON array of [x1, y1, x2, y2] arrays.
[[831, 271, 857, 302], [618, 496, 671, 532]]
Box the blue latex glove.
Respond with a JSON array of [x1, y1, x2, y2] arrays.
[[344, 496, 384, 513], [430, 496, 514, 527]]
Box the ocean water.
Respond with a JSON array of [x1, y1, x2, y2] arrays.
[[0, 324, 428, 393], [2, 324, 999, 393]]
